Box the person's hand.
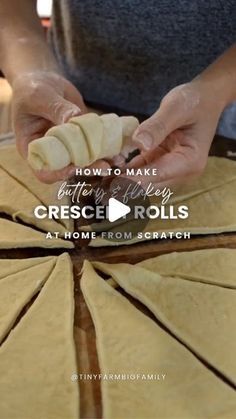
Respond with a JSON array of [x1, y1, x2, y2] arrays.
[[124, 80, 225, 188], [12, 70, 110, 183]]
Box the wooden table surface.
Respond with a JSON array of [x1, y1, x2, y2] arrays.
[[0, 135, 236, 418]]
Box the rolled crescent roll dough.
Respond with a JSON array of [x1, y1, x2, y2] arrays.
[[47, 122, 89, 166], [28, 136, 70, 171], [70, 113, 104, 162], [120, 115, 139, 137], [28, 113, 139, 171], [100, 113, 122, 158]]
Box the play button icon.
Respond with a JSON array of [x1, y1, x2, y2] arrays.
[[77, 175, 151, 243], [108, 198, 131, 222]]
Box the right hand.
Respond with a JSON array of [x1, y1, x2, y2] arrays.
[[12, 71, 108, 183]]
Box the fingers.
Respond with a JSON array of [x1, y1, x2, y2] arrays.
[[132, 109, 177, 152], [14, 85, 84, 158], [34, 164, 76, 184], [132, 85, 191, 152], [34, 150, 199, 187], [34, 160, 111, 184], [110, 134, 140, 168], [63, 79, 88, 114], [38, 92, 82, 125], [12, 72, 89, 183], [16, 118, 52, 159], [88, 160, 111, 172], [126, 147, 166, 169], [123, 147, 207, 189], [112, 154, 126, 167], [42, 79, 86, 124], [68, 160, 111, 178]]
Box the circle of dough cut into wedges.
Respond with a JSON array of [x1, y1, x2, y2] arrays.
[[47, 123, 90, 167], [28, 136, 70, 171]]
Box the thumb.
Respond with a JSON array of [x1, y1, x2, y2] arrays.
[[132, 100, 182, 151], [40, 93, 82, 125]]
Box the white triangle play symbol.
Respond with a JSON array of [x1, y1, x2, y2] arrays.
[[108, 198, 131, 222]]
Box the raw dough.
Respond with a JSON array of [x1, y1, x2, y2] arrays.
[[138, 248, 236, 288], [0, 258, 55, 344], [86, 156, 236, 246], [99, 113, 122, 158], [48, 122, 89, 166], [28, 113, 139, 170], [0, 253, 79, 419], [0, 144, 73, 231], [169, 156, 236, 204], [0, 256, 55, 280], [0, 218, 74, 249], [0, 166, 67, 235], [29, 135, 71, 171], [81, 261, 236, 419], [70, 113, 104, 163], [93, 254, 236, 386]]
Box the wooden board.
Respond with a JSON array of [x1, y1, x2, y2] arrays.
[[0, 135, 236, 418]]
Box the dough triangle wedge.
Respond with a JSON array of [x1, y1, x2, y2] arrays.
[[0, 166, 67, 235], [0, 253, 79, 419], [0, 255, 55, 280], [0, 217, 73, 249], [81, 261, 236, 419], [87, 157, 236, 246], [138, 248, 236, 288], [0, 144, 72, 231], [93, 261, 236, 387], [169, 156, 236, 204], [0, 258, 56, 344]]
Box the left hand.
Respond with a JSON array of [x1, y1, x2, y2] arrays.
[[123, 80, 225, 189]]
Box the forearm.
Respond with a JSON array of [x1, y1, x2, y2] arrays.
[[195, 43, 236, 109], [0, 0, 59, 84]]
